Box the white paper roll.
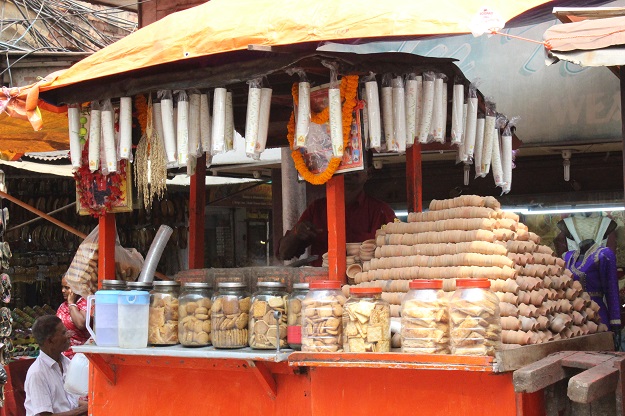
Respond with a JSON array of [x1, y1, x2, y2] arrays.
[[188, 93, 201, 157], [417, 80, 434, 143], [118, 97, 132, 160], [200, 94, 211, 154], [414, 76, 423, 139], [451, 84, 464, 145], [245, 87, 262, 156], [328, 88, 343, 157], [176, 99, 189, 166], [482, 115, 496, 176], [441, 82, 448, 143], [295, 82, 310, 149], [458, 103, 468, 162], [225, 91, 234, 151], [365, 81, 382, 151], [160, 98, 177, 163], [211, 88, 226, 154], [392, 82, 406, 153], [101, 108, 117, 173], [381, 86, 394, 149], [492, 133, 504, 186], [502, 134, 513, 191], [432, 78, 444, 142], [255, 88, 272, 156], [474, 118, 485, 177], [68, 106, 82, 169], [361, 87, 370, 149], [88, 108, 101, 172], [404, 79, 417, 146], [464, 97, 478, 159]]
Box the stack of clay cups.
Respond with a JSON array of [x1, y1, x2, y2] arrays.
[[322, 252, 329, 267], [359, 240, 376, 262]]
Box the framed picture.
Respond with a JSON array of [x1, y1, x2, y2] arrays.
[[76, 162, 133, 216], [296, 82, 365, 180]]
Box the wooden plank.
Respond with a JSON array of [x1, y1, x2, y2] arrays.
[[568, 357, 621, 404], [188, 154, 206, 269], [405, 143, 423, 213], [513, 351, 576, 394], [496, 332, 614, 373], [561, 352, 617, 370], [247, 360, 277, 400]]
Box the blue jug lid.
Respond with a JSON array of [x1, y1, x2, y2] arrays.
[[118, 290, 150, 305], [95, 290, 123, 304]]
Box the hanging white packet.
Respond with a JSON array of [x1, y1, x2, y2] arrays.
[[481, 98, 497, 177], [68, 104, 82, 170], [175, 91, 190, 167], [158, 90, 177, 164], [225, 91, 234, 151], [322, 61, 344, 157], [118, 97, 132, 160], [501, 116, 519, 194], [474, 118, 485, 178], [254, 87, 272, 159], [211, 88, 227, 155], [414, 75, 423, 141], [417, 71, 435, 144], [464, 83, 479, 160], [391, 76, 406, 153], [187, 90, 201, 157], [88, 101, 101, 172], [364, 73, 382, 151], [431, 74, 445, 143], [361, 86, 370, 149], [451, 82, 464, 145], [101, 99, 117, 174], [441, 77, 448, 143], [199, 93, 211, 154], [286, 68, 310, 150], [380, 73, 394, 151], [492, 116, 505, 188], [404, 74, 418, 147], [244, 78, 262, 157]]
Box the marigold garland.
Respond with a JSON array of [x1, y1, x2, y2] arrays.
[[287, 75, 359, 185], [134, 94, 148, 135]]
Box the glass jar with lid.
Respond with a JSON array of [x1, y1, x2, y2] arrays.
[[301, 280, 346, 352], [449, 279, 501, 356], [127, 281, 153, 292], [401, 279, 449, 354], [179, 282, 213, 347], [249, 281, 288, 349], [101, 280, 127, 291], [343, 287, 390, 352], [148, 281, 180, 346], [211, 282, 251, 348], [287, 282, 309, 350]]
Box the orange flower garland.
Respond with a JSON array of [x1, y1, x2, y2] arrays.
[[134, 94, 148, 135], [287, 75, 359, 185]]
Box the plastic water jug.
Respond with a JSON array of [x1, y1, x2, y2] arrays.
[[86, 290, 123, 347], [118, 290, 149, 349]]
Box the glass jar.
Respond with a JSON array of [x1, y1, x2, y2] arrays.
[[343, 287, 390, 352], [449, 279, 501, 356], [179, 282, 213, 347], [401, 279, 449, 354], [211, 282, 251, 348], [148, 281, 180, 346], [127, 281, 153, 292], [301, 280, 346, 352], [101, 280, 127, 291], [287, 283, 309, 350], [249, 282, 288, 349]]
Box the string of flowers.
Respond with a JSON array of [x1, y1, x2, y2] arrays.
[[134, 94, 148, 134], [74, 147, 126, 217], [287, 74, 358, 185]]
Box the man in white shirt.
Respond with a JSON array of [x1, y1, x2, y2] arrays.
[[24, 315, 88, 416]]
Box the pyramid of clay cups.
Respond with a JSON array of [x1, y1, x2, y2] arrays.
[[345, 194, 607, 346]]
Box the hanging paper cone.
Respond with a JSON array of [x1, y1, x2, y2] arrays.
[[199, 93, 211, 154], [392, 78, 406, 152], [160, 98, 177, 163], [431, 77, 444, 142], [68, 105, 82, 169], [254, 87, 272, 157], [474, 118, 485, 177], [417, 76, 434, 143], [176, 96, 190, 167], [381, 86, 394, 149], [451, 84, 464, 145], [328, 87, 343, 157], [101, 104, 117, 173], [482, 116, 496, 176], [404, 78, 417, 146], [244, 86, 262, 156], [211, 88, 227, 154], [119, 97, 133, 159], [188, 93, 201, 157], [365, 80, 382, 151], [225, 91, 234, 151], [295, 82, 311, 149], [88, 106, 101, 172]]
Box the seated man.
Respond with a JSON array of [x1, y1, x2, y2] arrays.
[[277, 166, 396, 266], [24, 315, 88, 416]]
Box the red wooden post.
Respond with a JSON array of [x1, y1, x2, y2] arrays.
[[98, 213, 116, 286], [188, 154, 206, 269], [406, 143, 423, 213], [326, 175, 346, 283]]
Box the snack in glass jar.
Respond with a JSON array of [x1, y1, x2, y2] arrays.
[[249, 281, 288, 349], [211, 282, 251, 348], [343, 287, 391, 353], [301, 280, 346, 352]]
